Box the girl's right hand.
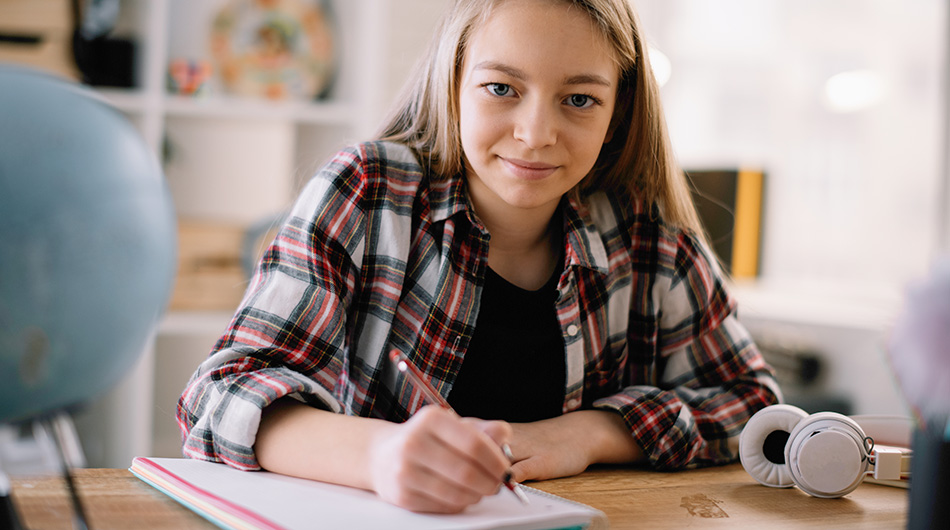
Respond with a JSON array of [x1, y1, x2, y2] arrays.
[[367, 405, 513, 513]]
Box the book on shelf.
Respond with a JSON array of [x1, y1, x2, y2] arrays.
[[130, 457, 607, 530], [686, 168, 765, 279]]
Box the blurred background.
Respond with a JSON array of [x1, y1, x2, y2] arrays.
[[0, 0, 946, 468]]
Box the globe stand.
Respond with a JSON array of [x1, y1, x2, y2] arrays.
[[0, 469, 25, 530], [1, 412, 90, 530]]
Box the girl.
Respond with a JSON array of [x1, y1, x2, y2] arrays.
[[178, 0, 781, 514]]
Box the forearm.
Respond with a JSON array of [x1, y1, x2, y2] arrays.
[[592, 371, 780, 469], [577, 409, 644, 465], [255, 399, 395, 491], [509, 409, 643, 482], [256, 400, 513, 513]]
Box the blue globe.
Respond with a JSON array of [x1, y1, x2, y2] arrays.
[[0, 66, 177, 423]]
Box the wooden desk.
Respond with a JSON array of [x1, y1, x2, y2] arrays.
[[532, 464, 907, 529], [10, 463, 907, 529]]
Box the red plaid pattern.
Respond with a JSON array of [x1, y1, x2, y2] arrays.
[[177, 141, 780, 471]]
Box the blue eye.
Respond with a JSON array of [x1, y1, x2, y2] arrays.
[[567, 94, 594, 109], [487, 83, 512, 97]]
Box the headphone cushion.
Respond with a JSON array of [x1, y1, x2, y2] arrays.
[[739, 404, 808, 488], [785, 412, 870, 498]]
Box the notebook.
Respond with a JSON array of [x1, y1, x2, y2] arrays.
[[130, 457, 608, 530]]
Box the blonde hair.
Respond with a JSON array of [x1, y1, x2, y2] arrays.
[[378, 0, 703, 233]]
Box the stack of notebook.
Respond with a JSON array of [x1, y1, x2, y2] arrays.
[[130, 457, 607, 530]]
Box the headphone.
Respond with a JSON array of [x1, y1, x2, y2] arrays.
[[739, 404, 910, 498]]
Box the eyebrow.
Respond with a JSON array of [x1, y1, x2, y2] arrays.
[[473, 61, 613, 87]]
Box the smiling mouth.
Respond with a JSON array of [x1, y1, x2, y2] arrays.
[[500, 157, 559, 180]]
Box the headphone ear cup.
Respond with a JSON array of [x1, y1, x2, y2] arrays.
[[785, 412, 870, 498], [739, 404, 808, 488]]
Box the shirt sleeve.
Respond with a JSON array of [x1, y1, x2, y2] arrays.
[[176, 147, 367, 470], [592, 229, 781, 470]]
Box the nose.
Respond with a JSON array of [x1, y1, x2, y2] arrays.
[[512, 98, 557, 149]]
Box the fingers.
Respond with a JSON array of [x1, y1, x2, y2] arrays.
[[509, 455, 539, 483], [380, 457, 487, 513], [453, 416, 513, 476], [468, 418, 513, 449], [369, 406, 511, 513]]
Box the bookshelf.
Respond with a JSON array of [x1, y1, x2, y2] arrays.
[[35, 0, 396, 466]]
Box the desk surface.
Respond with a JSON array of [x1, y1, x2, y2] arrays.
[[10, 463, 907, 529]]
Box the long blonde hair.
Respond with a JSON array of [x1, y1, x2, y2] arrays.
[[378, 0, 702, 233]]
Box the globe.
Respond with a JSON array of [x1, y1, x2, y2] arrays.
[[0, 65, 177, 424]]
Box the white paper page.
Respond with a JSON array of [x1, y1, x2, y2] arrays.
[[138, 457, 601, 530]]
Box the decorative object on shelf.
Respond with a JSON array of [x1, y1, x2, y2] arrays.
[[171, 220, 250, 311], [209, 0, 336, 101], [167, 58, 213, 96], [0, 0, 78, 80], [888, 256, 950, 529], [171, 215, 285, 311], [686, 168, 765, 279], [72, 0, 137, 88]]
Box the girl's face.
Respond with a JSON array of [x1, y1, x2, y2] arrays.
[[459, 0, 619, 221]]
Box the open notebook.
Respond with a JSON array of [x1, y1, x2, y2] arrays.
[[130, 457, 607, 530]]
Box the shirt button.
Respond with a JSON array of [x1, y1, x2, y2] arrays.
[[567, 324, 579, 336]]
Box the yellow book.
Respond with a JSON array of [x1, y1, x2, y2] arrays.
[[687, 169, 765, 279]]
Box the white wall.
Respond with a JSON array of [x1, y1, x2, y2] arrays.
[[634, 0, 946, 417], [637, 0, 945, 291]]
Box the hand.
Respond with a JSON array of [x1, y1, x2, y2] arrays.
[[508, 410, 643, 483], [367, 406, 513, 513]]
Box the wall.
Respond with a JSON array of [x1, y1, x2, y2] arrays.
[[634, 0, 946, 419]]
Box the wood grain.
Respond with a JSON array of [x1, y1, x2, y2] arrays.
[[529, 464, 908, 530], [10, 464, 907, 529]]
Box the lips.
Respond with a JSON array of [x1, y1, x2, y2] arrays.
[[500, 157, 559, 180]]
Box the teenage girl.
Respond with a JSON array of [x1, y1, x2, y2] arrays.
[[178, 0, 781, 514]]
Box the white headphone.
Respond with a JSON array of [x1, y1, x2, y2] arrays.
[[739, 404, 904, 498]]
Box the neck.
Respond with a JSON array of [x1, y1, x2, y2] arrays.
[[469, 194, 563, 290], [483, 205, 558, 254]]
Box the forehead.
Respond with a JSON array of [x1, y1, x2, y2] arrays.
[[462, 0, 619, 81]]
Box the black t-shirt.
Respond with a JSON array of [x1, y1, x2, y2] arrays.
[[447, 266, 566, 422]]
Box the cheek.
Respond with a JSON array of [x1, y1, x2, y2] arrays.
[[559, 125, 611, 181], [590, 113, 615, 147], [458, 97, 477, 149], [569, 122, 611, 163], [459, 100, 498, 156]]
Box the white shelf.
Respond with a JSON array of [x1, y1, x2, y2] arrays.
[[97, 90, 354, 125], [159, 310, 235, 336], [162, 94, 355, 124], [95, 88, 150, 114], [730, 278, 903, 331]]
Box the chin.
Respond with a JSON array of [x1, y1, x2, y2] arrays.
[[500, 191, 561, 211]]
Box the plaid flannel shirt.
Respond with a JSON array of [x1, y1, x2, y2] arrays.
[[177, 141, 780, 471]]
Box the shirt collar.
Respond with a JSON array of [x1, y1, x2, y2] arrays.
[[562, 193, 610, 275], [427, 172, 610, 275], [429, 172, 471, 223]]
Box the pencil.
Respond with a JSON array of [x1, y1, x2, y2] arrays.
[[389, 349, 530, 505]]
